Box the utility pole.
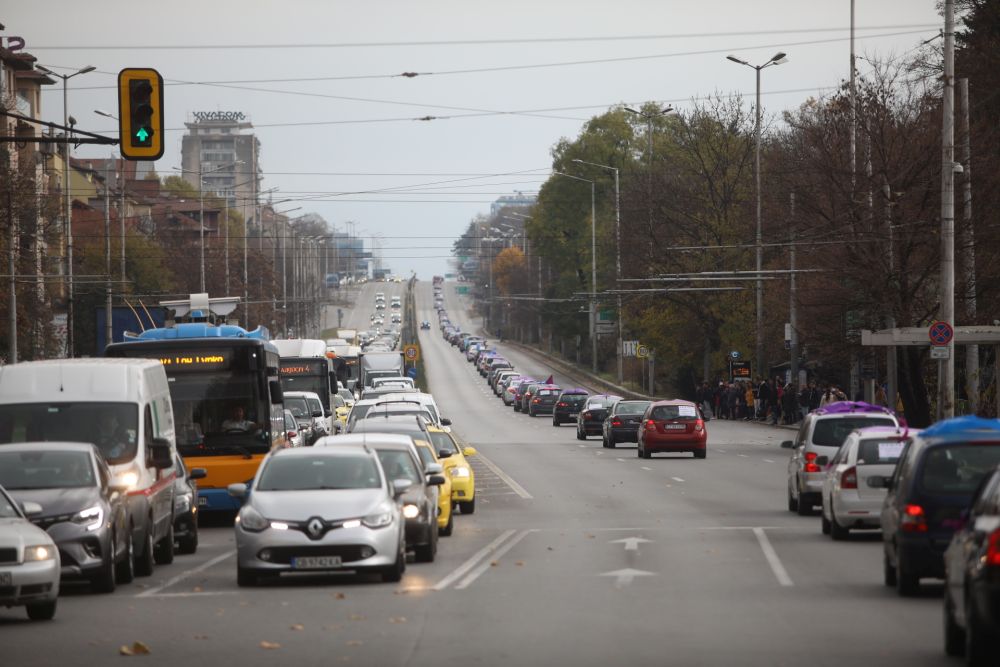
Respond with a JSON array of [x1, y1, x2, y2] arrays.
[[884, 181, 897, 413], [959, 78, 977, 414], [849, 0, 856, 191], [938, 0, 956, 420], [224, 202, 230, 296], [589, 180, 597, 375], [104, 161, 112, 350], [789, 192, 798, 388], [119, 163, 126, 283], [754, 64, 764, 385], [6, 189, 16, 364]]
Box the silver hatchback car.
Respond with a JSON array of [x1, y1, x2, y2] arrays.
[[783, 402, 897, 516], [229, 447, 409, 585]]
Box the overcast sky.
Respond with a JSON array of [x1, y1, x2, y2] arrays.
[[5, 1, 942, 279]]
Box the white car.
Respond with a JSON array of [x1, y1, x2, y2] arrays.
[[820, 426, 915, 539], [372, 377, 415, 390], [283, 391, 339, 442], [0, 485, 60, 620], [283, 410, 305, 448]]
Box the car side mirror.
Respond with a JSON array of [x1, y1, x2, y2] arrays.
[[392, 479, 412, 498], [269, 380, 284, 404], [325, 409, 333, 418], [427, 474, 446, 486], [188, 468, 208, 481], [437, 449, 454, 459], [463, 446, 477, 457], [227, 482, 248, 498], [150, 438, 173, 469], [425, 462, 444, 475], [780, 440, 794, 449], [20, 501, 43, 516], [440, 418, 452, 426], [312, 410, 324, 418]]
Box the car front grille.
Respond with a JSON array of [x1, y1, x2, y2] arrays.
[[0, 548, 17, 564], [263, 545, 370, 564]]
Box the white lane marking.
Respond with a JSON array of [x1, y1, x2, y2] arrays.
[[144, 591, 239, 599], [717, 449, 727, 453], [753, 527, 794, 587], [670, 476, 685, 483], [600, 568, 656, 588], [610, 536, 652, 552], [454, 529, 537, 590], [474, 452, 533, 499], [737, 454, 749, 458], [432, 529, 516, 591], [641, 466, 652, 471], [577, 445, 586, 448], [136, 549, 236, 598], [616, 458, 626, 462], [763, 459, 775, 463]]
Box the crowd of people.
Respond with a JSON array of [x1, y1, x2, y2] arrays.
[[695, 378, 853, 425]]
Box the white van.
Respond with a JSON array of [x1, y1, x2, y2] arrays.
[[0, 359, 177, 577]]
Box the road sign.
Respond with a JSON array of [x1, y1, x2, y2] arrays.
[[623, 340, 639, 358], [406, 366, 419, 378], [637, 345, 649, 359], [930, 346, 950, 360], [730, 360, 751, 381], [403, 344, 420, 362], [928, 321, 954, 346]]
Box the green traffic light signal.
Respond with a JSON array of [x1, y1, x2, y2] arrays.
[[118, 68, 163, 161]]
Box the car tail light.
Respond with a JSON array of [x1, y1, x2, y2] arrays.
[[557, 402, 568, 407], [693, 419, 704, 432], [645, 419, 656, 430], [612, 419, 622, 427], [987, 530, 1000, 567], [583, 411, 591, 419], [840, 466, 857, 489], [804, 451, 821, 474], [287, 431, 297, 439], [532, 398, 540, 404], [901, 504, 928, 533]]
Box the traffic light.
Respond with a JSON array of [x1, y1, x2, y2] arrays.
[[117, 68, 164, 161]]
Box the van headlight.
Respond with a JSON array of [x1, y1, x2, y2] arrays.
[[237, 506, 268, 532], [72, 505, 104, 532], [24, 544, 55, 562]]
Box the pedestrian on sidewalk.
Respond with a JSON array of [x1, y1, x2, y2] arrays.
[[757, 377, 770, 421], [744, 383, 755, 420]]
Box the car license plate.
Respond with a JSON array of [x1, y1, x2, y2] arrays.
[[198, 497, 208, 506], [664, 424, 686, 430], [291, 556, 342, 570], [0, 571, 11, 586]]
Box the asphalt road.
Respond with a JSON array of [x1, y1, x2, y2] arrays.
[[2, 280, 951, 666]]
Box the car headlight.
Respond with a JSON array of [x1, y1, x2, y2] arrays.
[[449, 466, 471, 478], [362, 510, 394, 529], [72, 505, 104, 532], [24, 544, 55, 562], [174, 492, 193, 515], [237, 505, 268, 532], [402, 504, 420, 519]]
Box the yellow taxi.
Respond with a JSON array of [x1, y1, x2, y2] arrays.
[[333, 394, 350, 428], [426, 426, 477, 514], [412, 439, 454, 536]]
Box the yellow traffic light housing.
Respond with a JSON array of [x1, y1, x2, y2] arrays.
[[117, 68, 164, 161]]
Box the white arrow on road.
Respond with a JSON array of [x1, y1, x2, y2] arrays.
[[600, 568, 656, 587], [610, 537, 653, 552]]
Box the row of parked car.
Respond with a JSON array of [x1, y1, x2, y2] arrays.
[[782, 401, 1000, 664]]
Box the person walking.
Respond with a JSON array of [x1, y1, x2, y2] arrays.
[[757, 377, 770, 421]]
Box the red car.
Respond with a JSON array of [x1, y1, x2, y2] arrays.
[[637, 399, 708, 459]]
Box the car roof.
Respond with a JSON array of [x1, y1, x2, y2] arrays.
[[269, 446, 375, 459], [317, 433, 416, 450], [350, 416, 428, 433], [559, 388, 588, 395], [0, 441, 98, 454], [283, 391, 321, 399], [649, 399, 694, 406], [812, 401, 894, 417], [916, 415, 1000, 443]]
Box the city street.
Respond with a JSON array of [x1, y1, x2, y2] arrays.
[[1, 280, 949, 665]]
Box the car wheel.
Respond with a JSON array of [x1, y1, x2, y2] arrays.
[[577, 427, 585, 440], [514, 404, 520, 412], [607, 435, 616, 449], [965, 590, 999, 665], [91, 532, 118, 594], [693, 449, 707, 459], [177, 526, 199, 555], [153, 523, 175, 565], [134, 526, 155, 577], [381, 543, 405, 583], [641, 446, 652, 460], [25, 600, 57, 621], [796, 489, 813, 516], [943, 591, 964, 657], [821, 512, 831, 535], [415, 533, 437, 563], [440, 511, 454, 537], [116, 528, 135, 583], [895, 556, 920, 597], [552, 418, 559, 427], [458, 498, 475, 515], [236, 564, 259, 587], [829, 515, 850, 541], [883, 551, 897, 587]]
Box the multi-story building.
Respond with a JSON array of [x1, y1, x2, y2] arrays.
[[180, 111, 260, 218]]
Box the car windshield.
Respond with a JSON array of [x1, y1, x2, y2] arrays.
[[414, 445, 436, 467], [256, 455, 381, 491], [812, 417, 895, 448], [616, 401, 651, 415], [0, 402, 140, 465], [562, 394, 587, 404], [375, 450, 422, 484], [307, 398, 323, 414], [919, 443, 1000, 495], [285, 397, 309, 418], [283, 413, 297, 431], [650, 404, 699, 421], [428, 431, 458, 457], [0, 450, 95, 490], [857, 439, 906, 465], [0, 490, 20, 518]]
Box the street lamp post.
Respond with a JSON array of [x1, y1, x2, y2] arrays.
[[573, 159, 624, 385], [39, 64, 96, 357], [726, 51, 788, 380], [554, 171, 598, 374]]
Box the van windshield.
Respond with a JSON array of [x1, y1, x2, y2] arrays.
[[0, 402, 139, 465], [919, 443, 1000, 495], [812, 417, 895, 448]]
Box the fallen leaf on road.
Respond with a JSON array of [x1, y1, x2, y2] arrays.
[[193, 635, 209, 640], [333, 592, 346, 599], [586, 534, 595, 539], [349, 613, 366, 621], [547, 547, 554, 551], [119, 641, 151, 656], [290, 624, 304, 631], [192, 586, 203, 593], [515, 561, 524, 567], [346, 640, 363, 647], [259, 641, 281, 650], [490, 560, 498, 567], [389, 617, 407, 624]]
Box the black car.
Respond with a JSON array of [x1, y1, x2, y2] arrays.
[[172, 456, 206, 555], [420, 321, 431, 330], [943, 464, 1000, 664], [576, 394, 622, 440], [528, 385, 562, 417], [602, 400, 653, 448], [0, 442, 131, 593], [872, 416, 1000, 597], [552, 389, 588, 426]]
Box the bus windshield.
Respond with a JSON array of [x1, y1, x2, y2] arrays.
[[168, 370, 271, 455], [279, 359, 331, 409]]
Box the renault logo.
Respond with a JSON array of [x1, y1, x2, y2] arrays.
[[306, 518, 325, 539]]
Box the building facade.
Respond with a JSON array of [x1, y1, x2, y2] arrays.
[[180, 111, 260, 213]]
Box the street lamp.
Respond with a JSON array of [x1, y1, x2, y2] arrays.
[[727, 51, 788, 380], [38, 64, 96, 357], [573, 158, 624, 385], [553, 170, 598, 374]]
